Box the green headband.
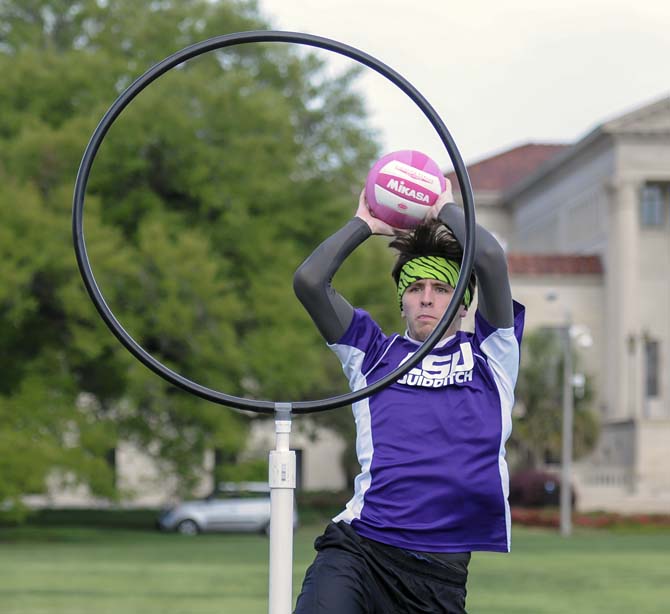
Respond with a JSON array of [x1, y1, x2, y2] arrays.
[[397, 256, 471, 308]]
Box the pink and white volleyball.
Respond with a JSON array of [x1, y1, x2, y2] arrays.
[[365, 150, 446, 229]]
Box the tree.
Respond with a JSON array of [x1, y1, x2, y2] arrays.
[[0, 0, 387, 511], [510, 328, 599, 470]]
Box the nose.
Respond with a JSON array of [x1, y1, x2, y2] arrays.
[[420, 287, 433, 306]]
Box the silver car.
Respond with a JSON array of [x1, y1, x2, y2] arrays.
[[157, 482, 298, 535]]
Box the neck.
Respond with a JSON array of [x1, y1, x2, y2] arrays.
[[405, 329, 459, 346]]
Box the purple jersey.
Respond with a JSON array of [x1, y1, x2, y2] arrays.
[[330, 302, 525, 553]]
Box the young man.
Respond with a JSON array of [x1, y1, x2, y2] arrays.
[[293, 180, 525, 614]]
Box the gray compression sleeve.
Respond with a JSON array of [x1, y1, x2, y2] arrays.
[[438, 204, 514, 328], [293, 218, 371, 344]]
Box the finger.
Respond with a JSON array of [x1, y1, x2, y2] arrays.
[[434, 190, 452, 207]]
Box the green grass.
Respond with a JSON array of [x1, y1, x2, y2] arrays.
[[467, 527, 670, 613], [1, 524, 669, 613]]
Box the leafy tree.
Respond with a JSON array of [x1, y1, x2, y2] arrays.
[[0, 0, 390, 511], [510, 328, 599, 470]]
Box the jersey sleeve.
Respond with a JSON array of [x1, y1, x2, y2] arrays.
[[327, 309, 392, 384], [473, 300, 525, 401]]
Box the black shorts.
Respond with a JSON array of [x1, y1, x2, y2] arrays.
[[294, 522, 470, 614]]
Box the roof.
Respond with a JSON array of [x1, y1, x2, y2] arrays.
[[505, 93, 670, 201], [508, 253, 603, 276], [599, 93, 670, 136], [446, 143, 568, 193]]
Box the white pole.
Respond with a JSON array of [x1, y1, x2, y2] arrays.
[[268, 403, 296, 614], [560, 319, 574, 537]]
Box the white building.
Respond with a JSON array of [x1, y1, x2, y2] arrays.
[[449, 95, 670, 513]]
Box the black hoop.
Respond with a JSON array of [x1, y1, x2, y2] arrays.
[[72, 30, 476, 414]]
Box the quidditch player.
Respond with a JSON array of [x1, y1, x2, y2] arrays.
[[293, 179, 525, 614]]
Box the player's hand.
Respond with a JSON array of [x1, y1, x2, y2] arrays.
[[355, 189, 396, 236], [425, 179, 455, 222]]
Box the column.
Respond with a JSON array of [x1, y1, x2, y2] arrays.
[[605, 179, 642, 421]]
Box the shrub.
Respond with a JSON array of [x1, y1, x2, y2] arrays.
[[509, 469, 575, 508]]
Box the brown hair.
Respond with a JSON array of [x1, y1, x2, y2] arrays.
[[389, 220, 476, 303]]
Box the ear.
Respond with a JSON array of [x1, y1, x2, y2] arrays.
[[458, 304, 468, 319]]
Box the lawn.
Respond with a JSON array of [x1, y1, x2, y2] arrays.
[[1, 523, 669, 613]]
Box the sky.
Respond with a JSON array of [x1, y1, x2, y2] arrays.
[[257, 0, 670, 169]]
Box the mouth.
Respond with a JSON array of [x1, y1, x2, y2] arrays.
[[417, 314, 436, 321]]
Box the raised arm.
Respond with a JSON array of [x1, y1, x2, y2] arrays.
[[294, 191, 396, 343], [427, 184, 514, 328], [293, 218, 369, 343]]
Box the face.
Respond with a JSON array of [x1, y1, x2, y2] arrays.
[[401, 279, 467, 342]]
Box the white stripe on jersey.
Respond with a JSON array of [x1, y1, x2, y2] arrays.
[[328, 343, 374, 524], [480, 326, 520, 552]]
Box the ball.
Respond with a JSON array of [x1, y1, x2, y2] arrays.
[[365, 150, 446, 229]]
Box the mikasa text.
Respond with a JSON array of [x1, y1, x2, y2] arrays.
[[397, 342, 475, 388], [386, 178, 431, 203]]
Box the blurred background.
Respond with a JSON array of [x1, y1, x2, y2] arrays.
[[1, 1, 668, 613]]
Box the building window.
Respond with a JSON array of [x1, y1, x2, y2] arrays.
[[644, 339, 660, 398], [639, 183, 668, 227]]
